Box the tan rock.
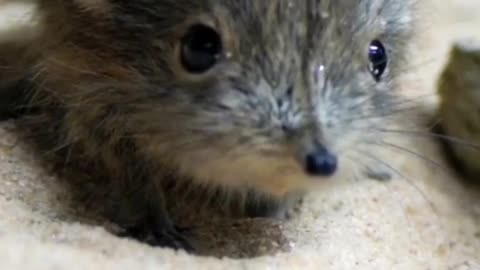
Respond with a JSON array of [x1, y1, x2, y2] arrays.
[[438, 38, 480, 177]]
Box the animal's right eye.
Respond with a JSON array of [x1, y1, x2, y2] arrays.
[[368, 40, 388, 81], [180, 24, 223, 74]]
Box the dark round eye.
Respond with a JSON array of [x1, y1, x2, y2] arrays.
[[180, 24, 223, 74], [368, 40, 388, 81]]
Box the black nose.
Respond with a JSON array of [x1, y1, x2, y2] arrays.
[[304, 148, 338, 176]]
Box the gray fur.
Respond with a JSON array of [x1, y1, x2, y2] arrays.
[[0, 0, 416, 251]]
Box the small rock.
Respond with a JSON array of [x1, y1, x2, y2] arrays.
[[437, 37, 480, 177]]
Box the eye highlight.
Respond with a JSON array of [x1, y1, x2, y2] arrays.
[[180, 24, 223, 74], [368, 40, 388, 81]]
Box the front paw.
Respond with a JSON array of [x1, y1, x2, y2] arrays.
[[150, 224, 194, 252], [365, 164, 393, 181], [274, 196, 304, 220], [244, 195, 304, 220], [119, 222, 194, 252]]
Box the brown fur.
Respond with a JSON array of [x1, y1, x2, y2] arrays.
[[0, 0, 417, 251]]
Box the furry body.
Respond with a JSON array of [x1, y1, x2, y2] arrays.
[[0, 0, 415, 250]]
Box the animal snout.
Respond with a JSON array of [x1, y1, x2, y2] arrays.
[[304, 147, 338, 177]]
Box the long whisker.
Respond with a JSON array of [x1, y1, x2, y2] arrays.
[[352, 147, 440, 219], [374, 128, 480, 151], [344, 154, 369, 183], [330, 93, 432, 125], [369, 140, 449, 174], [346, 150, 418, 231]]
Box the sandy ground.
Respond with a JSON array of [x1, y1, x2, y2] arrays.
[[0, 1, 479, 269]]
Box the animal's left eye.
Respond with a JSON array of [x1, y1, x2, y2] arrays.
[[180, 24, 223, 74], [368, 40, 388, 81]]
